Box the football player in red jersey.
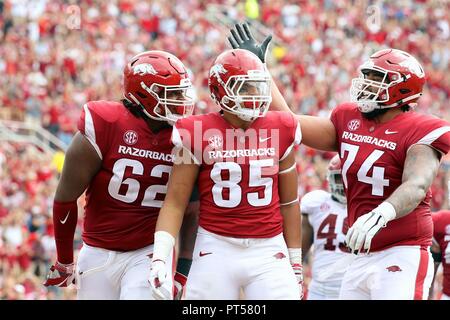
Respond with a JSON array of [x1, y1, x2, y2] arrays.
[[230, 23, 450, 299], [44, 50, 199, 300], [149, 49, 303, 300], [430, 210, 450, 300]]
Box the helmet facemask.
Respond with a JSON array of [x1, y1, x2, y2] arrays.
[[140, 78, 195, 125], [327, 169, 346, 204], [219, 70, 272, 122], [350, 63, 405, 113]]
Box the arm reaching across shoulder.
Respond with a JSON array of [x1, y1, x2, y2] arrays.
[[227, 22, 338, 152]]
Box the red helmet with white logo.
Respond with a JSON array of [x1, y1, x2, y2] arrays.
[[327, 155, 346, 204], [208, 49, 272, 122], [350, 48, 425, 113], [123, 50, 195, 124]]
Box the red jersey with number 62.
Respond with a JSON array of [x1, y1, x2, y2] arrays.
[[432, 210, 450, 296], [331, 102, 450, 251], [77, 101, 174, 251], [172, 111, 301, 238]]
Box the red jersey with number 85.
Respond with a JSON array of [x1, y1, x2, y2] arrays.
[[77, 101, 174, 251], [331, 102, 450, 252], [172, 111, 301, 238]]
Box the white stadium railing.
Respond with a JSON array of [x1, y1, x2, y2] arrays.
[[0, 119, 68, 154]]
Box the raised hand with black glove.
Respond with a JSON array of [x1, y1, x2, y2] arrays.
[[228, 22, 272, 63]]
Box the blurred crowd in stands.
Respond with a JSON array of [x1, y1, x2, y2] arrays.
[[0, 0, 448, 299]]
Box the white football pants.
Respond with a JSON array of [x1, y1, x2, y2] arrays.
[[184, 227, 300, 300], [307, 279, 342, 300], [339, 245, 433, 300], [76, 243, 174, 300]]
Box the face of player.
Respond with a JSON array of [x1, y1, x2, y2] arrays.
[[157, 87, 194, 120], [164, 90, 186, 114], [362, 70, 385, 96], [234, 80, 269, 99], [238, 82, 261, 96]]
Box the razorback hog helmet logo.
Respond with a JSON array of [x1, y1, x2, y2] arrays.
[[133, 63, 157, 76], [209, 63, 227, 76], [386, 265, 402, 272]]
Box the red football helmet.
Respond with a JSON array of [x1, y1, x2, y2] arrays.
[[350, 48, 425, 113], [123, 50, 195, 124], [208, 49, 271, 122], [327, 155, 346, 204]]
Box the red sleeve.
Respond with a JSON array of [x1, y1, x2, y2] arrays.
[[405, 116, 450, 156], [329, 103, 356, 134], [53, 200, 78, 264], [77, 102, 110, 159], [330, 105, 340, 130]]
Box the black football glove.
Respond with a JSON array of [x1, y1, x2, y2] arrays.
[[227, 22, 272, 63]]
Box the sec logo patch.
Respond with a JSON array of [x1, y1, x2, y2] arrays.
[[124, 130, 138, 145], [347, 119, 360, 131]]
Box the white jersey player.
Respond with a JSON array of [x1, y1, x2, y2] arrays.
[[301, 155, 352, 299]]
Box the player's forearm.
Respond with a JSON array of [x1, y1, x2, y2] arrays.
[[385, 145, 440, 219], [156, 203, 186, 238], [384, 181, 428, 219], [281, 204, 302, 248], [153, 203, 185, 263], [53, 200, 78, 264], [298, 115, 338, 151], [269, 75, 338, 152]]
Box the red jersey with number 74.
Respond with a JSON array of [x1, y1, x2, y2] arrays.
[[172, 111, 301, 238], [330, 102, 450, 252], [77, 101, 174, 251]]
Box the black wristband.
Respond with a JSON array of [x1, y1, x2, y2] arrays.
[[176, 258, 193, 277]]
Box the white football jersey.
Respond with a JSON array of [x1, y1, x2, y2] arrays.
[[301, 190, 352, 298]]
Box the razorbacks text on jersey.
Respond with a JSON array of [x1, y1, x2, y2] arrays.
[[77, 101, 174, 251], [432, 210, 450, 297], [301, 190, 351, 295], [331, 102, 450, 252], [172, 111, 301, 238]]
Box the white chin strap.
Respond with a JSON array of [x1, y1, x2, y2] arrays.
[[126, 93, 190, 126], [220, 97, 269, 122], [234, 107, 264, 122], [358, 92, 422, 113]]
